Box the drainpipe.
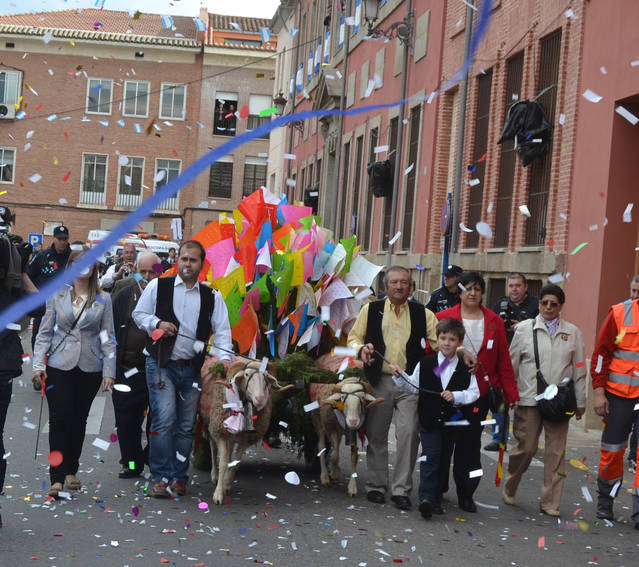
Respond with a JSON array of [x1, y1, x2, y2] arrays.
[[285, 2, 303, 199]]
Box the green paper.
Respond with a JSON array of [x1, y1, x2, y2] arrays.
[[340, 235, 357, 274], [272, 258, 294, 307], [224, 283, 243, 327], [298, 215, 322, 230], [128, 460, 136, 470], [251, 273, 272, 303], [570, 242, 588, 255], [258, 107, 278, 117]]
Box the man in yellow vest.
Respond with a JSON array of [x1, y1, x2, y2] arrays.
[[591, 299, 639, 528]]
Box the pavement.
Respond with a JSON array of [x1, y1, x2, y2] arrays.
[[1, 329, 638, 566]]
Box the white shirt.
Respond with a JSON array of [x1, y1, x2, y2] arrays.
[[396, 352, 480, 405], [462, 317, 484, 354], [132, 275, 234, 361], [99, 263, 134, 289]]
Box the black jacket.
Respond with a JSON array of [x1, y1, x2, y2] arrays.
[[426, 286, 460, 313]]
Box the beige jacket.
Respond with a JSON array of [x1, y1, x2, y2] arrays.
[[509, 317, 586, 407]]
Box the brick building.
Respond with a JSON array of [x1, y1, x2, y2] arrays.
[[266, 0, 444, 296], [0, 9, 204, 245], [0, 8, 277, 245]]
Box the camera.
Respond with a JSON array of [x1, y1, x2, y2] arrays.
[[498, 299, 516, 327]]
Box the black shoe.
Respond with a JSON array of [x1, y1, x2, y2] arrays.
[[390, 495, 412, 510], [418, 500, 432, 519], [596, 499, 613, 520], [459, 497, 477, 513], [432, 502, 445, 515], [366, 490, 385, 504], [483, 441, 500, 451], [118, 468, 143, 479]]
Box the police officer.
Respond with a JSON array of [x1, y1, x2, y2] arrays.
[[24, 225, 71, 355], [0, 205, 32, 527], [591, 298, 639, 529], [426, 265, 463, 313]]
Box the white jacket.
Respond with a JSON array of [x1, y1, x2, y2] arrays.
[[509, 317, 586, 407]]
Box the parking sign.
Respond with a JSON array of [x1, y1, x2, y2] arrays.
[[28, 233, 43, 248]]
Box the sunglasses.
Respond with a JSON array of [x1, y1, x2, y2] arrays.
[[540, 300, 560, 307]]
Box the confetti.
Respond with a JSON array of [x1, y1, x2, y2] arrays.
[[616, 105, 639, 125], [582, 89, 602, 103], [570, 242, 588, 255], [388, 232, 401, 245], [113, 383, 131, 393], [48, 450, 63, 467], [284, 471, 300, 485], [92, 437, 110, 451], [519, 204, 531, 218], [304, 401, 320, 412], [29, 173, 42, 183], [623, 203, 633, 223], [581, 485, 593, 502], [123, 367, 138, 378]]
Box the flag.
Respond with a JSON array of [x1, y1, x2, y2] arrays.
[[338, 15, 345, 50], [307, 50, 313, 82], [323, 29, 331, 63], [194, 18, 207, 31], [314, 41, 321, 73], [296, 64, 303, 92], [260, 27, 271, 44], [161, 15, 174, 29], [354, 0, 362, 35], [229, 21, 242, 32], [290, 27, 298, 38]]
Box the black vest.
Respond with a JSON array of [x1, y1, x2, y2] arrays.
[[363, 299, 427, 385], [417, 355, 479, 429], [146, 277, 215, 368]]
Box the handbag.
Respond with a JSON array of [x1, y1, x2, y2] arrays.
[[533, 327, 577, 421], [487, 384, 504, 413]]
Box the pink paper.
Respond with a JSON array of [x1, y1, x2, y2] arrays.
[[206, 238, 236, 280], [239, 287, 261, 315], [280, 204, 313, 228]]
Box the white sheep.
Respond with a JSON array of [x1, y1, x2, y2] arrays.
[[312, 377, 384, 497], [199, 359, 294, 505]]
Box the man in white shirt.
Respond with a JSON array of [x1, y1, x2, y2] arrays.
[[100, 242, 137, 291], [132, 240, 234, 498]]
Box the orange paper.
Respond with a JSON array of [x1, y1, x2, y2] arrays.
[[232, 305, 259, 354]]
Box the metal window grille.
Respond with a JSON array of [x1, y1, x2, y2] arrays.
[[117, 157, 144, 209], [80, 154, 107, 205], [495, 53, 524, 247], [381, 117, 399, 251], [155, 159, 180, 211], [401, 106, 422, 250], [361, 127, 378, 250], [209, 161, 234, 198], [242, 163, 267, 197], [337, 141, 351, 239], [466, 69, 493, 248], [351, 135, 364, 236], [525, 29, 561, 246]]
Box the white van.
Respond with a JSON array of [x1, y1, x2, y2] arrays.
[[87, 230, 179, 259]]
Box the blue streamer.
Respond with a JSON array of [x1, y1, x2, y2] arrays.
[[0, 2, 492, 332]]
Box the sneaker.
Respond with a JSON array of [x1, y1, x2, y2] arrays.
[[483, 442, 500, 452], [151, 481, 170, 498]]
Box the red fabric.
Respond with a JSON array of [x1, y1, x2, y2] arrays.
[[436, 304, 519, 403], [591, 306, 625, 391], [598, 447, 625, 481]]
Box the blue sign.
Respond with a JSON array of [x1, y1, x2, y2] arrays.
[[28, 233, 43, 248]]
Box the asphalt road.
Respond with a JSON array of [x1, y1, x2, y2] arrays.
[[1, 331, 637, 566]]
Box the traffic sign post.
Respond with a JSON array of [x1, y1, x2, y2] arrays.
[[28, 233, 43, 249]]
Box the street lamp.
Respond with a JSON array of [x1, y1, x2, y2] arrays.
[[273, 92, 287, 116], [363, 0, 414, 48]]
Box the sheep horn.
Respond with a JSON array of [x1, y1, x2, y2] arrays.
[[320, 398, 338, 407], [361, 381, 373, 395], [366, 397, 385, 409], [213, 379, 232, 389], [272, 383, 295, 393]]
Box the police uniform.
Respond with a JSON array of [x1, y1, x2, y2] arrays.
[[591, 299, 639, 527], [426, 286, 460, 313]]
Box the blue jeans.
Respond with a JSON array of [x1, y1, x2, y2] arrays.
[[418, 428, 443, 504], [146, 358, 200, 482], [492, 411, 510, 445]]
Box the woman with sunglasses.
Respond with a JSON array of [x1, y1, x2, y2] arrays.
[[436, 271, 519, 512], [503, 284, 586, 516], [33, 246, 116, 498]]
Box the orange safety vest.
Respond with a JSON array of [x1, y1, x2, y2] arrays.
[[607, 300, 639, 398]]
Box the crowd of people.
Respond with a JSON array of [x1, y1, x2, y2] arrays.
[[0, 209, 638, 531]]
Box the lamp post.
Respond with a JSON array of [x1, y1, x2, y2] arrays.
[[274, 92, 304, 133], [363, 0, 415, 272]]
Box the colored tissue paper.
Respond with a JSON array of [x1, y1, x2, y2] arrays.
[[459, 222, 473, 233], [519, 204, 532, 218], [206, 238, 235, 280], [582, 89, 602, 103], [92, 438, 110, 451], [623, 203, 634, 223], [123, 367, 138, 378], [476, 222, 493, 238], [304, 400, 320, 412]]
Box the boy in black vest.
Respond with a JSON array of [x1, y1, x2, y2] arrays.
[[391, 318, 480, 519]]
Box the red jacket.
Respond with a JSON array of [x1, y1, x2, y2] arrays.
[[437, 304, 519, 403]]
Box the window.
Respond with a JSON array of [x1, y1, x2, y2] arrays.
[[465, 69, 493, 248], [223, 38, 262, 48], [116, 156, 145, 209], [123, 80, 150, 117], [0, 147, 16, 184], [351, 135, 364, 236], [315, 158, 322, 186], [381, 117, 398, 250], [209, 157, 234, 198], [214, 92, 238, 136], [0, 71, 21, 105], [361, 127, 378, 250], [525, 30, 561, 246], [247, 94, 272, 135], [495, 54, 524, 247], [160, 83, 186, 120], [337, 141, 351, 239], [86, 78, 113, 114], [80, 153, 107, 205], [243, 157, 267, 197], [402, 106, 421, 249], [155, 158, 181, 211]]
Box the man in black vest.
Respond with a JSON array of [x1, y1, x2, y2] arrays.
[[112, 252, 161, 479], [132, 240, 234, 498], [348, 266, 438, 510]]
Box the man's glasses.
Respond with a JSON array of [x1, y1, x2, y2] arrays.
[[540, 300, 559, 307]]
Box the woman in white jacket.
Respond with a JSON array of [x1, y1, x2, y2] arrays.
[[502, 284, 586, 516]]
